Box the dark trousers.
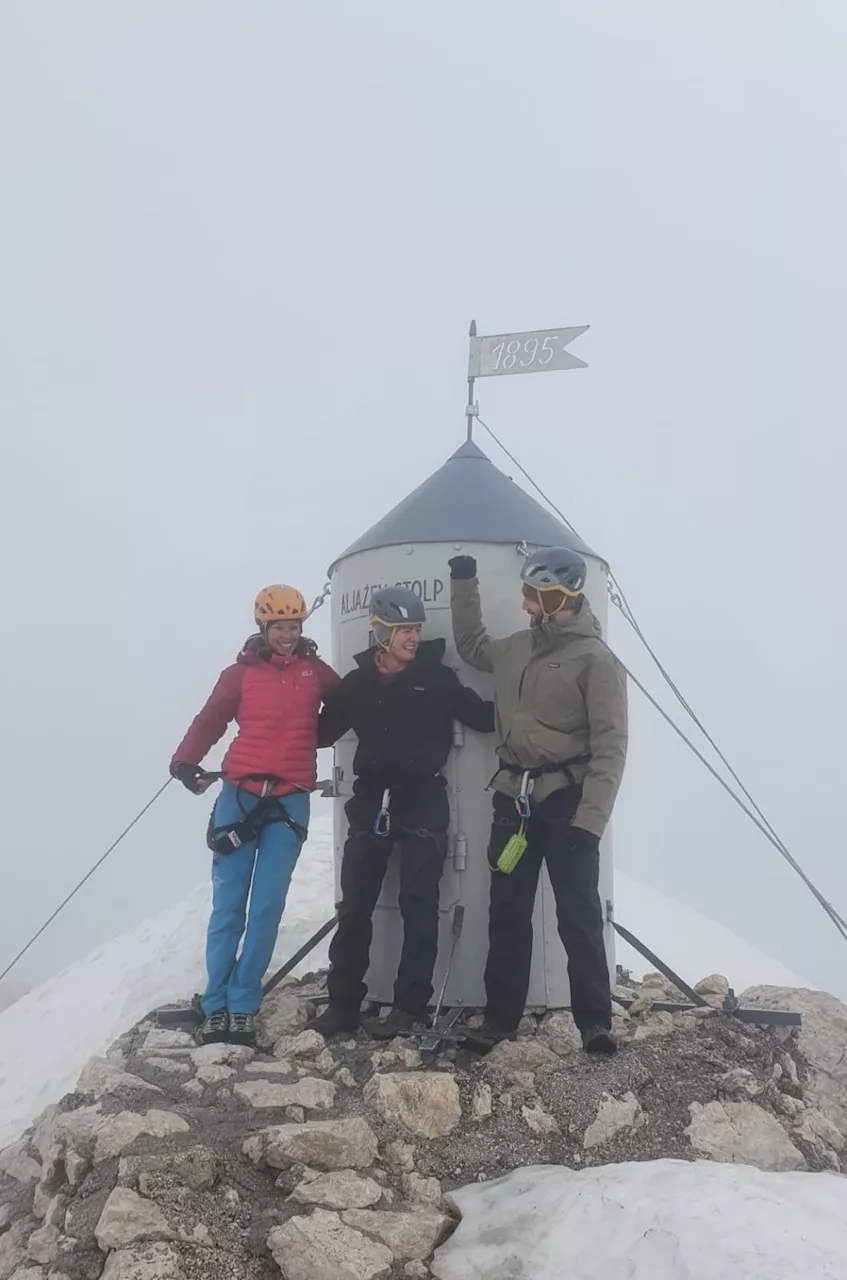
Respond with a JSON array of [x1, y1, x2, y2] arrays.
[[485, 787, 612, 1033], [327, 785, 449, 1015]]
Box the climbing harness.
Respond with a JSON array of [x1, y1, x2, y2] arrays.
[[488, 756, 590, 875], [206, 774, 308, 855], [372, 789, 392, 838]]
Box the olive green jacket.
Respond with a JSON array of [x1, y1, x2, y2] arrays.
[[450, 577, 628, 837]]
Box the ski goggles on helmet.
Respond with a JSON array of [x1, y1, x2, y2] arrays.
[[522, 582, 581, 616]]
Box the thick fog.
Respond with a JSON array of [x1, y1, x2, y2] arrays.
[[1, 2, 845, 998]]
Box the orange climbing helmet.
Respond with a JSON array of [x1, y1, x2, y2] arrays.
[[254, 584, 308, 626]]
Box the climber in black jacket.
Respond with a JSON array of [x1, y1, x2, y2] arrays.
[[312, 585, 494, 1040]]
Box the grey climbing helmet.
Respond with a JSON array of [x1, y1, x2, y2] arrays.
[[369, 586, 426, 647], [520, 546, 587, 596]]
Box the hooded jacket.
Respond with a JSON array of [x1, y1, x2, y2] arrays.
[[171, 635, 340, 796], [450, 578, 627, 837], [317, 638, 494, 788]]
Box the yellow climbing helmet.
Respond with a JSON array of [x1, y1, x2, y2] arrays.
[[254, 584, 308, 625]]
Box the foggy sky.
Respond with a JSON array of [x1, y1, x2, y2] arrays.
[[2, 2, 846, 998]]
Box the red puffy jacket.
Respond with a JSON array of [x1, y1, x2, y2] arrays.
[[171, 637, 340, 796]]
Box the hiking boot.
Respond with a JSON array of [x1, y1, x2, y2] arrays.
[[582, 1025, 618, 1055], [307, 1004, 361, 1038], [462, 1019, 516, 1056], [367, 1007, 427, 1041], [199, 1009, 229, 1045], [228, 1012, 256, 1047]]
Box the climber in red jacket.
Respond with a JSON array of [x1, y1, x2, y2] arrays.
[[170, 584, 339, 1046]]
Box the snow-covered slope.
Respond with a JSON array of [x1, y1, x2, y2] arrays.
[[431, 1160, 847, 1279], [0, 803, 811, 1149]]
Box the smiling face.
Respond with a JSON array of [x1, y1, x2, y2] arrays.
[[387, 623, 422, 664], [265, 618, 302, 656]]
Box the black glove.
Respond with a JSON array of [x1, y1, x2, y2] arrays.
[[449, 555, 477, 580], [170, 761, 208, 795], [566, 826, 600, 856]]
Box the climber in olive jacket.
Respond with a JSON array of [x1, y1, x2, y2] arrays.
[[450, 569, 627, 838], [449, 547, 627, 1055]]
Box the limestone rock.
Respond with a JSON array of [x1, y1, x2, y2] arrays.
[[273, 1029, 325, 1060], [286, 1106, 306, 1124], [401, 1173, 443, 1210], [76, 1057, 163, 1100], [268, 1208, 392, 1280], [257, 991, 312, 1047], [484, 1040, 560, 1076], [96, 1188, 173, 1252], [521, 1103, 559, 1136], [139, 1030, 195, 1056], [244, 1059, 292, 1075], [742, 986, 847, 1140], [0, 1219, 29, 1279], [470, 1085, 492, 1122], [631, 1011, 676, 1041], [194, 1064, 234, 1085], [638, 971, 679, 1000], [118, 1146, 218, 1193], [32, 1192, 66, 1230], [49, 1106, 106, 1154], [583, 1092, 646, 1150], [189, 1043, 254, 1068], [100, 1243, 186, 1279], [251, 1118, 379, 1171], [0, 1142, 40, 1186], [0, 1205, 12, 1233], [180, 1081, 204, 1100], [8, 1267, 46, 1280], [94, 1112, 189, 1161], [314, 1050, 338, 1077], [384, 1142, 416, 1175], [64, 1150, 89, 1189], [343, 1208, 449, 1262], [25, 1226, 59, 1266], [336, 1068, 357, 1089], [234, 1076, 335, 1110], [694, 974, 730, 1008], [371, 1046, 422, 1072], [403, 1266, 429, 1280], [718, 1067, 761, 1099], [685, 1100, 806, 1171], [140, 1058, 190, 1079], [537, 1012, 583, 1055], [794, 1107, 845, 1161], [291, 1170, 383, 1210], [364, 1073, 461, 1139]]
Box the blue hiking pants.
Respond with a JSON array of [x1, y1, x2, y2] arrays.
[[202, 782, 309, 1015]]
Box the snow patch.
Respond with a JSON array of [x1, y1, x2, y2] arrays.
[[432, 1159, 847, 1279]]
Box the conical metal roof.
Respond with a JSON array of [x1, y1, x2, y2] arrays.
[[330, 439, 598, 569]]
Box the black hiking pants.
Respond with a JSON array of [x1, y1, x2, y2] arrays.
[[485, 786, 612, 1034], [327, 783, 449, 1016]]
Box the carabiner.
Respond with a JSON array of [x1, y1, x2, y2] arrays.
[[515, 771, 534, 822], [373, 788, 392, 838]]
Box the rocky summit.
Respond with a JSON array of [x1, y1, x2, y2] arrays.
[[1, 971, 846, 1280]]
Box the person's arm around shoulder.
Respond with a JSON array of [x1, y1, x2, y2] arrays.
[[317, 672, 353, 749], [170, 664, 243, 793], [572, 647, 628, 840], [442, 666, 496, 733], [448, 555, 494, 674], [315, 656, 342, 701]]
